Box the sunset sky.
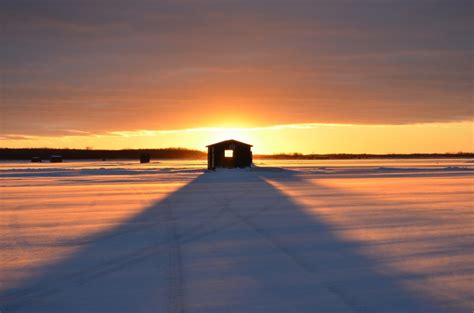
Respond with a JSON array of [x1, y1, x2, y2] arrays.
[[1, 0, 472, 154]]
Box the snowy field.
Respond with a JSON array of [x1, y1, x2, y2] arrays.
[[0, 159, 473, 313]]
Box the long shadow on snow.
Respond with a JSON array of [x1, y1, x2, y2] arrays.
[[0, 168, 453, 313]]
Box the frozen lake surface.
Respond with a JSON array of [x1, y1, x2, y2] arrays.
[[0, 159, 473, 312]]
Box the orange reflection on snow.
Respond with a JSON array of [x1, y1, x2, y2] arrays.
[[263, 175, 473, 311], [0, 179, 191, 292]]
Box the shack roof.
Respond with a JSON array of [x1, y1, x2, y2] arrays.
[[206, 139, 253, 148]]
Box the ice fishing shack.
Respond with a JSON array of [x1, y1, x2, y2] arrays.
[[207, 139, 253, 170]]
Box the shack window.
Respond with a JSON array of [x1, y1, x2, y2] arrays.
[[224, 149, 233, 158]]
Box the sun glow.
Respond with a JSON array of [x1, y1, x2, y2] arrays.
[[2, 122, 472, 155], [207, 128, 255, 146]]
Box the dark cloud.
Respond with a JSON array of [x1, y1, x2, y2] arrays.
[[1, 0, 472, 135]]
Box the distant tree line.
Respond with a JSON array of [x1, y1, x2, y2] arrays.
[[254, 152, 474, 159], [0, 148, 472, 161], [0, 148, 206, 160]]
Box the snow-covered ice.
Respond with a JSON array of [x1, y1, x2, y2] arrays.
[[0, 159, 472, 312]]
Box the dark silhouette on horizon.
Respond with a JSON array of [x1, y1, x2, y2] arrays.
[[207, 139, 253, 170], [0, 148, 472, 161]]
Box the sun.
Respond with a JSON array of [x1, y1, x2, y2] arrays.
[[209, 127, 254, 145]]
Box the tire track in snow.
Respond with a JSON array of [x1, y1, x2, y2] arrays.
[[0, 174, 271, 312], [0, 206, 263, 311], [215, 175, 363, 313], [164, 201, 186, 313], [229, 207, 362, 313]]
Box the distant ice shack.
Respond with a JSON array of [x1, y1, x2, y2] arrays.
[[207, 139, 252, 170]]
